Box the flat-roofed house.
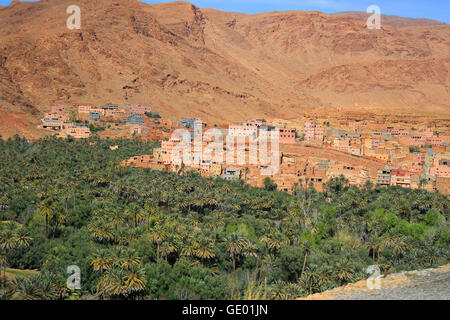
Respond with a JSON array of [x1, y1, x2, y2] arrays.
[[436, 177, 450, 194], [78, 105, 94, 114], [279, 128, 297, 144], [129, 105, 152, 115], [64, 126, 91, 139], [223, 167, 241, 181], [41, 113, 66, 129], [430, 158, 450, 177], [376, 168, 391, 187], [228, 124, 258, 138], [303, 122, 324, 142]]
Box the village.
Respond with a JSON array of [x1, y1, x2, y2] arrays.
[[39, 103, 450, 195]]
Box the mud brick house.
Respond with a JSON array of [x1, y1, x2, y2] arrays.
[[179, 117, 201, 128], [64, 126, 90, 139], [130, 126, 149, 135], [154, 139, 180, 165], [89, 111, 102, 121], [210, 164, 222, 176], [100, 103, 120, 117], [435, 177, 450, 194], [425, 136, 443, 146], [430, 158, 450, 177], [123, 112, 144, 125], [363, 138, 385, 151], [349, 143, 362, 156], [78, 105, 95, 114], [413, 153, 426, 164], [333, 137, 350, 153], [128, 104, 152, 115], [407, 135, 427, 147], [41, 113, 67, 129]]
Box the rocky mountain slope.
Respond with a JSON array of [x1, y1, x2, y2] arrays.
[[0, 0, 449, 128]]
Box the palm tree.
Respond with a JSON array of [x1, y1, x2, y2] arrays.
[[180, 238, 197, 258], [335, 259, 354, 285], [148, 226, 167, 260], [193, 238, 216, 264], [300, 240, 313, 280], [11, 277, 39, 300], [123, 264, 147, 297], [91, 251, 113, 277], [391, 237, 408, 264], [0, 223, 32, 288], [226, 232, 246, 271], [38, 199, 55, 238], [159, 241, 177, 261]]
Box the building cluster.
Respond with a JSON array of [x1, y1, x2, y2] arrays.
[[304, 121, 450, 194], [39, 103, 175, 140], [121, 117, 449, 195], [40, 104, 447, 195], [40, 105, 91, 139], [228, 119, 297, 144]]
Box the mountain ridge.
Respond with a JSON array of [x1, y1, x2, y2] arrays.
[[0, 0, 449, 128]]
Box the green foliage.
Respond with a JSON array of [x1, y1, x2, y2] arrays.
[[0, 136, 448, 300]]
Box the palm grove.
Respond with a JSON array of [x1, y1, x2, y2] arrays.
[[0, 135, 449, 300]]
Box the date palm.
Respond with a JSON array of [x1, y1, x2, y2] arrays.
[[226, 232, 247, 271], [193, 238, 216, 264], [124, 264, 147, 296], [91, 251, 113, 276], [148, 226, 167, 260], [38, 199, 55, 238], [0, 223, 32, 288]]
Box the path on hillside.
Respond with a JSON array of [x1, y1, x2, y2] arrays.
[[300, 264, 450, 300]]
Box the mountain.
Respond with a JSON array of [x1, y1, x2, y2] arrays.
[[0, 0, 449, 128], [334, 11, 446, 29]]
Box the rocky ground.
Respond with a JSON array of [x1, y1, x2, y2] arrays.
[[300, 264, 450, 300]]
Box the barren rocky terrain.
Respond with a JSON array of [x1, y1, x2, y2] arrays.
[[0, 0, 449, 136], [300, 264, 450, 300]]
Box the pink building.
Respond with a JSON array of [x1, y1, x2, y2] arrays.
[[425, 136, 442, 146], [390, 169, 411, 188], [408, 135, 426, 147], [430, 159, 450, 177], [304, 122, 324, 142], [279, 128, 297, 144], [407, 163, 424, 175], [413, 153, 425, 164], [41, 113, 67, 129], [228, 124, 258, 138], [390, 128, 409, 137], [349, 144, 362, 156], [129, 105, 152, 115], [78, 106, 94, 114]]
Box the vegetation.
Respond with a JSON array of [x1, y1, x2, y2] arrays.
[[145, 112, 162, 119], [409, 146, 421, 153], [89, 124, 106, 133], [0, 135, 448, 300]]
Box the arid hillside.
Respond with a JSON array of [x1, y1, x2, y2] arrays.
[[334, 11, 446, 28], [0, 0, 449, 130]]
